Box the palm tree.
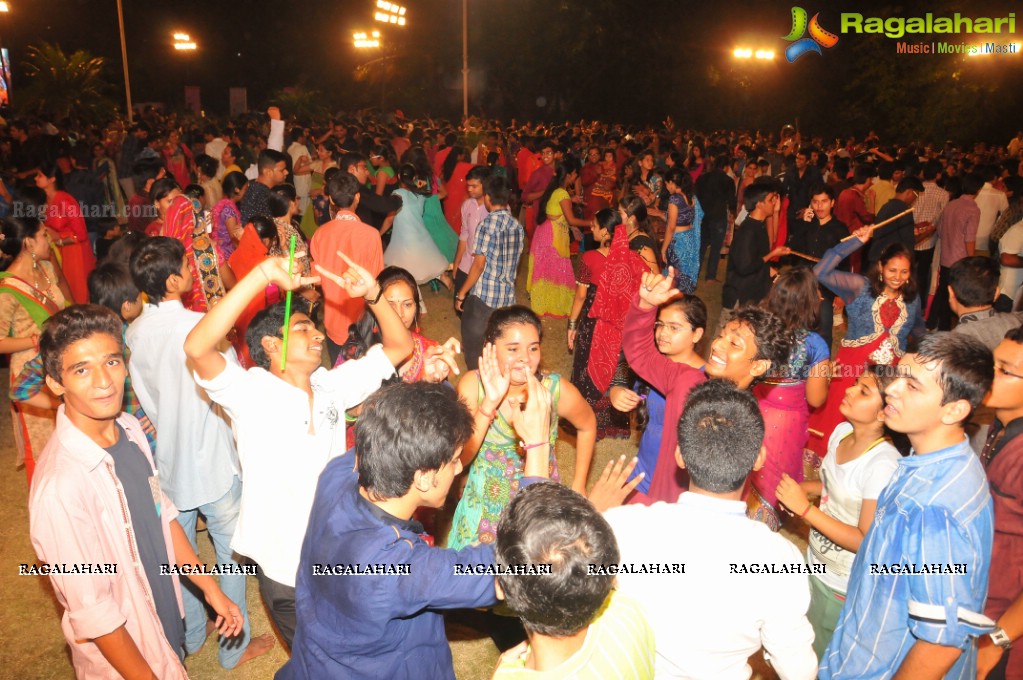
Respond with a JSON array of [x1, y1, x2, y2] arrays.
[[18, 42, 116, 122]]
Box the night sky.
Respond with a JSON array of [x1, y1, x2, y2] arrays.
[[5, 0, 1022, 139]]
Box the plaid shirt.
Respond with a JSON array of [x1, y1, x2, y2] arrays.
[[470, 208, 524, 308], [912, 181, 949, 250], [11, 349, 158, 454]]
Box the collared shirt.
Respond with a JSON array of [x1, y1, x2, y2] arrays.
[[835, 186, 874, 234], [309, 209, 384, 345], [820, 438, 994, 680], [977, 182, 1009, 251], [194, 346, 395, 586], [937, 195, 981, 267], [278, 454, 498, 680], [457, 198, 488, 274], [604, 492, 817, 680], [29, 409, 188, 680], [470, 208, 524, 308], [953, 307, 1023, 350], [912, 180, 949, 250], [126, 300, 240, 510]]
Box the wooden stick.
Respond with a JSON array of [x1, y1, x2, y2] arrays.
[[790, 250, 820, 263], [839, 207, 915, 242], [808, 428, 824, 438]]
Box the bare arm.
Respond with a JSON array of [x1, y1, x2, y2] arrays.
[[567, 283, 588, 351], [662, 202, 678, 260], [92, 626, 158, 680], [455, 253, 486, 312], [556, 197, 589, 228], [169, 520, 243, 638], [892, 640, 962, 680], [557, 378, 596, 494], [805, 360, 831, 409]]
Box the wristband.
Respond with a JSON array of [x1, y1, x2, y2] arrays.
[[800, 503, 812, 518], [520, 441, 548, 450], [567, 319, 578, 330], [477, 405, 496, 419], [365, 286, 383, 305]]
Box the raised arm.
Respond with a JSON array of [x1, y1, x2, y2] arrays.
[[623, 268, 691, 395], [813, 229, 869, 303], [184, 255, 319, 381]]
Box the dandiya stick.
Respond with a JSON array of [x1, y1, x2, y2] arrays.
[[839, 207, 915, 242], [790, 250, 820, 263], [279, 234, 297, 371], [808, 428, 825, 438]]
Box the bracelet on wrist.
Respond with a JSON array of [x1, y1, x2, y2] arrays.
[[567, 319, 578, 330], [520, 441, 548, 451], [800, 503, 812, 519], [365, 286, 383, 305], [477, 405, 496, 419]]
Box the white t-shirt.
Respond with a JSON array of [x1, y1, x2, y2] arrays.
[[808, 422, 900, 592], [998, 219, 1023, 307], [194, 345, 395, 586]]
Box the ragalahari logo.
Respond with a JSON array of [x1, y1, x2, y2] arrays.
[[783, 7, 839, 62]]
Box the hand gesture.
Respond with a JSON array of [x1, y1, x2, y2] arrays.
[[454, 294, 466, 313], [587, 455, 643, 512], [421, 339, 461, 383], [852, 225, 873, 243], [478, 343, 511, 408], [204, 587, 244, 637], [314, 251, 379, 300], [508, 371, 552, 447], [567, 328, 577, 352], [257, 254, 320, 291], [267, 106, 281, 121], [609, 386, 642, 412], [769, 245, 792, 259], [801, 207, 815, 222], [638, 268, 680, 309], [776, 473, 811, 518]]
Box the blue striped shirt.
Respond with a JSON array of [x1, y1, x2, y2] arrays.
[[470, 208, 523, 308], [820, 438, 994, 680]]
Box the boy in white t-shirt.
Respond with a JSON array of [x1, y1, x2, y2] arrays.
[[777, 365, 901, 659]]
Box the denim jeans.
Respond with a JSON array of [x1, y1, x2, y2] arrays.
[[176, 475, 251, 668]]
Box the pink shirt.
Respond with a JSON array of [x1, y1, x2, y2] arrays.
[[457, 198, 488, 274], [29, 408, 188, 680]]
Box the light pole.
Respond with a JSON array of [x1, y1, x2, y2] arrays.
[[462, 0, 468, 120], [115, 0, 133, 123]]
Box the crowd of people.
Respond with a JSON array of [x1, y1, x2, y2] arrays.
[[4, 107, 1023, 679]]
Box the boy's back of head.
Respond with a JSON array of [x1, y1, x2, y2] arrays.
[[129, 236, 185, 304], [495, 482, 619, 637], [949, 256, 1000, 309], [88, 263, 141, 321], [355, 381, 473, 500], [483, 175, 511, 207], [677, 379, 765, 493]]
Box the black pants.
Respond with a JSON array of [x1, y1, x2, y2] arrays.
[[461, 295, 494, 371], [699, 216, 727, 281], [453, 269, 468, 317], [914, 248, 934, 311], [256, 568, 296, 651], [928, 266, 953, 330]]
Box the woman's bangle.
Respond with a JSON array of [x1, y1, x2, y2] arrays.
[[477, 405, 496, 420], [520, 441, 548, 451], [800, 503, 813, 518], [567, 319, 578, 330]]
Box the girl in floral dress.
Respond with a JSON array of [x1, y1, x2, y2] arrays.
[[449, 306, 596, 549]]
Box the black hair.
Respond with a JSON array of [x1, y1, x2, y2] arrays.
[[483, 174, 511, 206], [0, 215, 44, 264], [442, 145, 466, 183], [922, 159, 943, 182], [183, 183, 204, 202], [852, 163, 877, 186], [149, 177, 180, 203], [269, 183, 297, 218], [103, 230, 150, 269], [466, 165, 491, 183], [326, 172, 361, 209], [877, 161, 894, 181], [495, 482, 619, 637], [87, 263, 139, 317], [961, 172, 984, 196], [809, 182, 835, 201], [258, 149, 288, 173], [592, 208, 618, 248], [1005, 325, 1023, 344], [950, 256, 1000, 308], [743, 176, 782, 213], [484, 305, 544, 346], [250, 215, 281, 254], [869, 244, 918, 303], [195, 153, 218, 180], [720, 305, 793, 375], [538, 161, 572, 218], [40, 305, 124, 385], [38, 161, 64, 191], [677, 379, 764, 493], [340, 151, 368, 175], [129, 236, 185, 303], [340, 267, 421, 362], [913, 332, 994, 413], [222, 171, 248, 200], [131, 156, 165, 192], [618, 194, 648, 231], [664, 167, 694, 200], [355, 381, 474, 498], [223, 142, 241, 162], [895, 176, 924, 194], [762, 267, 821, 333], [246, 301, 288, 369]]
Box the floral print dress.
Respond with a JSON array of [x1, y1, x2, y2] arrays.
[[448, 373, 562, 549]]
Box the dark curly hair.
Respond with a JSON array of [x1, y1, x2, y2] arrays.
[[721, 305, 793, 379]]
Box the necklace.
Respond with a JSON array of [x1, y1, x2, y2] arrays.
[[32, 262, 57, 302]]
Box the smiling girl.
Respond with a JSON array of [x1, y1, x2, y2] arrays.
[[449, 306, 596, 549], [807, 226, 925, 460]]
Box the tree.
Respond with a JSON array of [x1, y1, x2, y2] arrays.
[[18, 43, 116, 123]]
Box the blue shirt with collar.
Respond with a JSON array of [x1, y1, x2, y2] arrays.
[[277, 453, 499, 680], [820, 437, 994, 680]]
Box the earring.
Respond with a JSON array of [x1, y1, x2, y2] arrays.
[[879, 274, 883, 283], [30, 250, 37, 267]]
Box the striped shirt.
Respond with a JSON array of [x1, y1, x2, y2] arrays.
[[492, 590, 655, 679], [820, 438, 994, 680], [912, 181, 949, 251], [471, 208, 524, 308]]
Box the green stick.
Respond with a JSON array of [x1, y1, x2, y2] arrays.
[[280, 234, 297, 371]]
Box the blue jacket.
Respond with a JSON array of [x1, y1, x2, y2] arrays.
[[277, 454, 497, 680]]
